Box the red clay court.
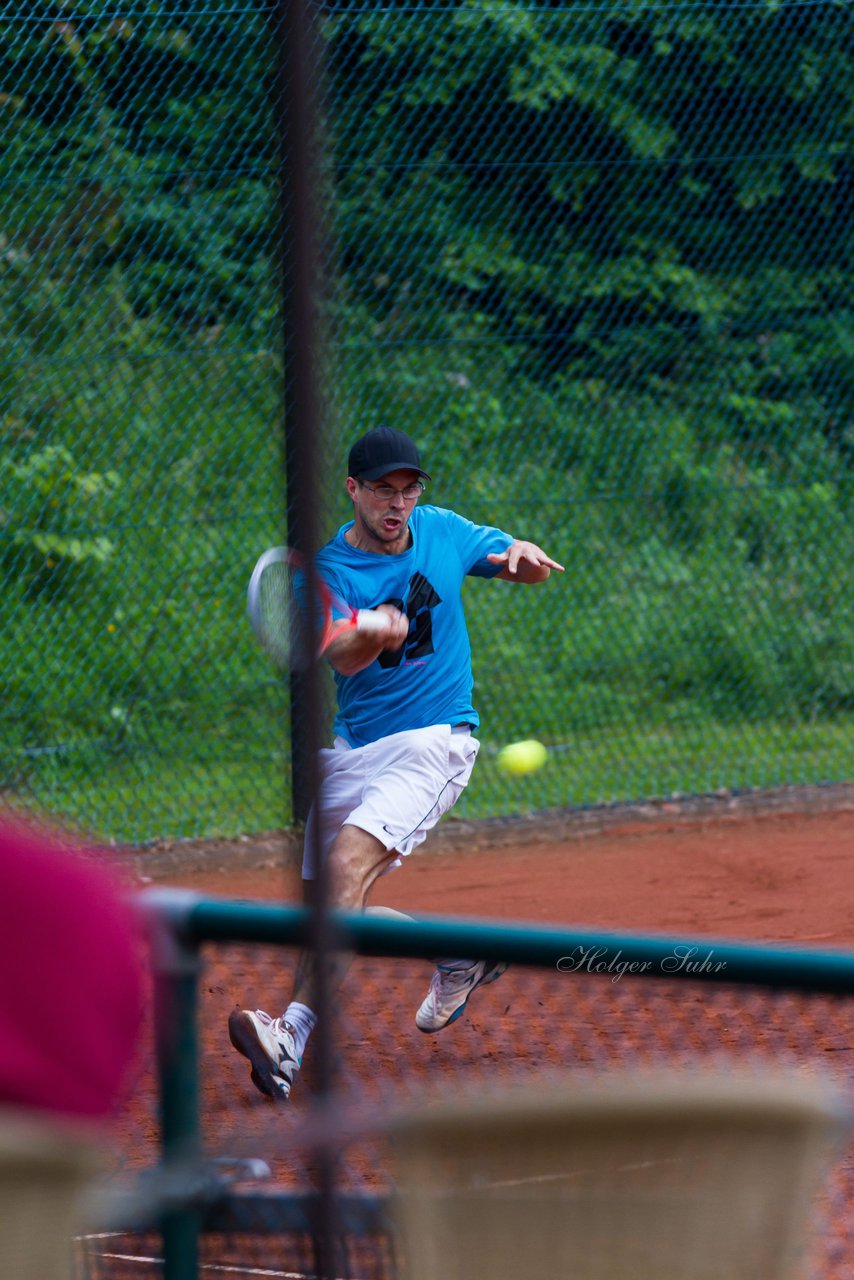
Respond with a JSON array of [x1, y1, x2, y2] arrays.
[[98, 798, 854, 1279], [144, 798, 854, 943]]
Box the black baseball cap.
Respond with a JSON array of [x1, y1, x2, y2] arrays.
[[347, 426, 431, 483]]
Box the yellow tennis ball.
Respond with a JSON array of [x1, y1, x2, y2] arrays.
[[497, 739, 548, 776]]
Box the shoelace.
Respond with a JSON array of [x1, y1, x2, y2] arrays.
[[253, 1010, 296, 1073], [434, 963, 477, 990], [254, 1009, 291, 1046]]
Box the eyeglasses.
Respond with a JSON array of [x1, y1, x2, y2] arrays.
[[358, 479, 425, 502]]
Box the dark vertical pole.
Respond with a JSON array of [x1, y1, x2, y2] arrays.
[[157, 965, 202, 1280], [273, 2, 338, 1278], [144, 891, 204, 1280], [279, 12, 316, 826]]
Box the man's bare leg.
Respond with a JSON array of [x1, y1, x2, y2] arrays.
[[290, 823, 399, 1006], [229, 824, 397, 1101]]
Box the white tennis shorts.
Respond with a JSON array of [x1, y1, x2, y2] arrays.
[[302, 723, 479, 880]]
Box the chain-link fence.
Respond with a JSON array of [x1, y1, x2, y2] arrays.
[[76, 902, 854, 1279], [2, 0, 852, 845]]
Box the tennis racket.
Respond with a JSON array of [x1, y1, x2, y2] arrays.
[[246, 546, 388, 668]]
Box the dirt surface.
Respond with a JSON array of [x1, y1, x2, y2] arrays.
[[132, 793, 854, 947], [100, 791, 854, 1280]]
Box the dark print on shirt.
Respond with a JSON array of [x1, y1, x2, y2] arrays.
[[377, 571, 442, 668]]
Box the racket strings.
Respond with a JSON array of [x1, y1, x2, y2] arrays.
[[257, 561, 295, 667], [257, 560, 332, 667]]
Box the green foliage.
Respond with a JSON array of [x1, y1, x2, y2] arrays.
[[1, 1, 853, 840], [327, 3, 852, 335], [1, 444, 120, 595]]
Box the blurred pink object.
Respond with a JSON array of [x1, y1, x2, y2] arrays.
[[0, 818, 144, 1120]]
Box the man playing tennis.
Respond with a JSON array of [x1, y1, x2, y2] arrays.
[[229, 426, 563, 1101]]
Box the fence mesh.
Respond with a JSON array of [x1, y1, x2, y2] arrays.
[[79, 936, 854, 1279], [1, 0, 852, 844]]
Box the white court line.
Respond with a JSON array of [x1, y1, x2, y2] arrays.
[[85, 1251, 361, 1280], [78, 1154, 689, 1274], [91, 1256, 313, 1278], [474, 1153, 687, 1191], [82, 1255, 159, 1268]]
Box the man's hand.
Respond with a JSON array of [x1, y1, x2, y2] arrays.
[[488, 540, 565, 582], [326, 602, 409, 675], [369, 602, 411, 647]]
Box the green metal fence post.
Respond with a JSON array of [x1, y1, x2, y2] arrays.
[[141, 889, 205, 1280]]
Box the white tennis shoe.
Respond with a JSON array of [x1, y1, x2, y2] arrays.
[[228, 1009, 300, 1102], [415, 960, 508, 1033]]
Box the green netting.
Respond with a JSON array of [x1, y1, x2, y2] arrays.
[[1, 0, 852, 843]]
